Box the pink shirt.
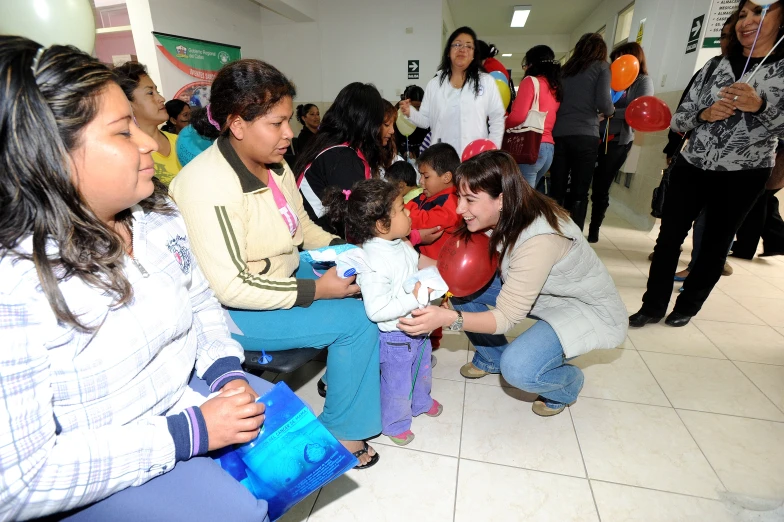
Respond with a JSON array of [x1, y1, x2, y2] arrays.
[[267, 170, 299, 236], [506, 76, 560, 145]]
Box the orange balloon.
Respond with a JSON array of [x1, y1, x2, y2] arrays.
[[610, 55, 640, 92]]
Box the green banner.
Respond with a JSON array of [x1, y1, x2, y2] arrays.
[[153, 32, 241, 81]]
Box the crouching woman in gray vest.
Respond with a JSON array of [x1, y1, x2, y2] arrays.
[[398, 151, 628, 416]]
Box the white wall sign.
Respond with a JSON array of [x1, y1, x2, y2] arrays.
[[703, 0, 737, 48]]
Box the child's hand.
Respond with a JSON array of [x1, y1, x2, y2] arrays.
[[418, 226, 443, 245]]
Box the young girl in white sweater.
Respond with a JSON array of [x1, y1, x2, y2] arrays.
[[322, 179, 443, 446]]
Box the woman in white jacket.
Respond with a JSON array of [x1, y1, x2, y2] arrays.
[[400, 26, 506, 157]]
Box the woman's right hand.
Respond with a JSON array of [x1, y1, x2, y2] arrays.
[[399, 99, 411, 117], [700, 99, 735, 123], [201, 386, 266, 451], [314, 266, 360, 300]]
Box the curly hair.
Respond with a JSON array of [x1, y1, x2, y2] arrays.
[[190, 59, 296, 140], [0, 36, 172, 331], [321, 178, 402, 244], [113, 60, 149, 101]]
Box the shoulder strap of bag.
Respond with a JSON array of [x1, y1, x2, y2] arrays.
[[297, 143, 354, 187], [529, 76, 541, 112]]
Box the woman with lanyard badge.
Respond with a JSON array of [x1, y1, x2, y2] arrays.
[[630, 0, 784, 328], [399, 27, 506, 157]]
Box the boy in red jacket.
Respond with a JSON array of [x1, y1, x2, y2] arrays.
[[406, 143, 462, 350], [407, 143, 461, 261]]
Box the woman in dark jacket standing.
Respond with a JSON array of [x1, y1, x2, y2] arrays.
[[630, 0, 784, 328], [295, 103, 320, 152], [588, 42, 654, 242], [549, 33, 615, 231]]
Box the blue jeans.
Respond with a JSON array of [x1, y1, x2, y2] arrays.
[[518, 142, 554, 190], [228, 262, 381, 441], [53, 373, 273, 522], [452, 276, 584, 407]]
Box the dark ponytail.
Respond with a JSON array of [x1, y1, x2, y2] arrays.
[[321, 179, 400, 245], [523, 45, 564, 102], [296, 103, 317, 125]]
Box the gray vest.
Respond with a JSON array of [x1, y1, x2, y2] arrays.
[[500, 216, 628, 358]]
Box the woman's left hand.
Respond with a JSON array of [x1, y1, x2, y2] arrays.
[[398, 306, 456, 336], [719, 83, 764, 113]]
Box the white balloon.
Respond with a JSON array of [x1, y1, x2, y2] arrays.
[[0, 0, 96, 54], [396, 110, 417, 137]]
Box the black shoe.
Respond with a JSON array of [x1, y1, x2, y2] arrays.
[[587, 229, 599, 243], [317, 378, 327, 398], [665, 312, 692, 327], [760, 250, 784, 257], [629, 311, 662, 328]]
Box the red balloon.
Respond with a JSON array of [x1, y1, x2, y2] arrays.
[[610, 55, 640, 91], [461, 139, 497, 162], [625, 96, 673, 133], [437, 232, 499, 298]]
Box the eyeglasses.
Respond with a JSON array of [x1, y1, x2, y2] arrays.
[[451, 42, 475, 51]]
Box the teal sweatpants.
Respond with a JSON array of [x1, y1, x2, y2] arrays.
[[228, 263, 381, 441]]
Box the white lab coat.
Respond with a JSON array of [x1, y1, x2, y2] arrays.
[[406, 71, 506, 155]]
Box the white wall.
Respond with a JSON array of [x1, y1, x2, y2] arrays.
[[129, 0, 264, 96], [261, 0, 443, 104]]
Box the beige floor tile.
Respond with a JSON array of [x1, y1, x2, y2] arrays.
[[606, 265, 649, 288], [693, 320, 784, 365], [431, 333, 469, 383], [277, 491, 318, 522], [715, 274, 784, 299], [628, 322, 726, 359], [570, 398, 725, 499], [679, 410, 784, 499], [735, 362, 784, 412], [280, 362, 327, 416], [619, 336, 636, 349], [607, 236, 656, 253], [695, 290, 766, 325], [591, 481, 736, 522], [454, 460, 598, 522], [729, 257, 784, 278], [763, 276, 784, 293], [372, 378, 465, 457], [460, 383, 585, 477], [640, 352, 784, 421], [572, 348, 669, 406], [592, 248, 637, 268], [308, 445, 457, 522], [733, 296, 784, 327]]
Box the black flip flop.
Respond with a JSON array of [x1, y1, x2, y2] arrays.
[[317, 379, 327, 398], [352, 441, 379, 470]]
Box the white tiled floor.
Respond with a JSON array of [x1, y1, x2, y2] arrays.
[[272, 213, 784, 521]]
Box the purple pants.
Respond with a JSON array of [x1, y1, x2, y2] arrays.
[[380, 330, 434, 435]]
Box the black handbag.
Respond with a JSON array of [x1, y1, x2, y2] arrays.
[[651, 161, 674, 218]]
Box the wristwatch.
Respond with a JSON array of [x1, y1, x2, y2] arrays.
[[448, 310, 463, 332]]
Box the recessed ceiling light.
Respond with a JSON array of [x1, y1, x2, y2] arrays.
[[502, 53, 512, 57], [511, 5, 531, 27]]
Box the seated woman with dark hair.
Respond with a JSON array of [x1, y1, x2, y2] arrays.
[[295, 103, 320, 152], [0, 37, 270, 521], [114, 61, 182, 187], [294, 82, 386, 234], [170, 60, 382, 469]]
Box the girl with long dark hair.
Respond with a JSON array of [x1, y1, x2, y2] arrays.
[[397, 151, 627, 417], [0, 36, 272, 519], [506, 45, 563, 189], [399, 27, 506, 157], [549, 33, 615, 230], [588, 42, 654, 243], [161, 98, 191, 134], [170, 60, 382, 469], [294, 82, 386, 232]]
